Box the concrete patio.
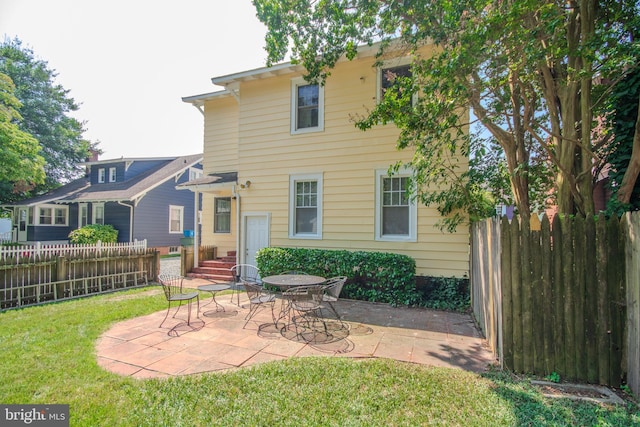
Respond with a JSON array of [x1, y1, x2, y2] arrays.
[[96, 279, 496, 379]]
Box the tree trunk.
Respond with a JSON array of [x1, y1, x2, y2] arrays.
[[617, 96, 640, 204]]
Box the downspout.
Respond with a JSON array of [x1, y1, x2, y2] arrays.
[[117, 201, 134, 242], [193, 190, 199, 269], [232, 184, 240, 265]]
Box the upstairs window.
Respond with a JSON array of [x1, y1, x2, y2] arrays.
[[190, 168, 203, 181], [291, 77, 324, 134], [98, 168, 106, 183], [377, 59, 416, 109], [109, 167, 116, 182]]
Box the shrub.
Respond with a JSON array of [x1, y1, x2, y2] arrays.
[[68, 224, 118, 244], [416, 276, 470, 312], [256, 247, 419, 306]]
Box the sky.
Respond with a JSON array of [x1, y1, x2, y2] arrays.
[[0, 0, 269, 159]]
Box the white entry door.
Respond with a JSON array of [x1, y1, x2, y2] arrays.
[[17, 208, 28, 242], [244, 214, 269, 266]]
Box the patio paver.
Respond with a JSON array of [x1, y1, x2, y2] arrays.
[[95, 280, 497, 377]]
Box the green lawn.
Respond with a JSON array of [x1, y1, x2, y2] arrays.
[[0, 288, 638, 426]]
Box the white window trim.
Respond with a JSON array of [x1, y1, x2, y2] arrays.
[[79, 203, 88, 227], [290, 77, 324, 135], [97, 168, 106, 183], [289, 173, 323, 239], [374, 169, 417, 242], [190, 167, 203, 181], [108, 167, 116, 182], [36, 204, 69, 226], [376, 57, 417, 106], [214, 197, 231, 234], [169, 205, 184, 234], [92, 203, 105, 225]]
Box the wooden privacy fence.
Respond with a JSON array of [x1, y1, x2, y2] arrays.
[[471, 212, 639, 392], [180, 245, 217, 276], [0, 244, 160, 310]]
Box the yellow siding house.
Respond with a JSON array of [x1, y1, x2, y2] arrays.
[[181, 45, 469, 278]]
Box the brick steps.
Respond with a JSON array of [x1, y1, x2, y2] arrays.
[[187, 251, 236, 282]]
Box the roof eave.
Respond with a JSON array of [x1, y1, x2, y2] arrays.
[[182, 90, 233, 106], [211, 62, 303, 86]]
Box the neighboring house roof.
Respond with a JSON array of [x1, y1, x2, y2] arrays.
[[5, 177, 92, 207], [3, 154, 203, 207], [176, 171, 238, 192]]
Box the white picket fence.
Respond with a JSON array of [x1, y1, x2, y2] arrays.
[[0, 240, 148, 261]]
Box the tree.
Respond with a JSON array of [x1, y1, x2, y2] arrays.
[[253, 0, 640, 224], [603, 68, 640, 212], [0, 37, 96, 203], [0, 72, 46, 192]]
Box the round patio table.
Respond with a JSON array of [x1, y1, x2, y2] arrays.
[[261, 274, 326, 290], [197, 282, 231, 316]]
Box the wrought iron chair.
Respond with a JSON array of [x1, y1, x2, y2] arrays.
[[242, 281, 277, 329], [321, 276, 347, 320], [230, 264, 261, 306], [158, 274, 200, 327], [281, 285, 329, 342]]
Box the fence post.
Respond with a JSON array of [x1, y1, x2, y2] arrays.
[[56, 256, 67, 299], [624, 211, 640, 396]]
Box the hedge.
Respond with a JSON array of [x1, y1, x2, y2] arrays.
[[256, 247, 420, 306]]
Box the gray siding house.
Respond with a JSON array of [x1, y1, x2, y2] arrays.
[[2, 154, 203, 254]]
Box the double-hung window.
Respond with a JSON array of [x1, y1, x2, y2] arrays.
[[377, 58, 416, 108], [169, 205, 183, 234], [289, 174, 322, 239], [291, 77, 324, 134], [214, 198, 231, 233], [37, 205, 68, 226], [98, 168, 106, 183], [93, 203, 105, 225], [375, 169, 416, 241], [109, 167, 116, 182], [79, 204, 88, 227]]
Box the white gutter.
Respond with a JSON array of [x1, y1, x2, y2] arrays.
[[117, 201, 134, 242], [193, 190, 199, 269]]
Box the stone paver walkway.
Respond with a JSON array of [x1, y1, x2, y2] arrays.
[[96, 278, 496, 379]]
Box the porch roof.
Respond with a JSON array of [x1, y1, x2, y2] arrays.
[[176, 171, 238, 192]]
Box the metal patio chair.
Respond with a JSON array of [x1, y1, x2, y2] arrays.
[[281, 285, 329, 342], [242, 281, 277, 329], [158, 274, 200, 327], [230, 264, 261, 306], [321, 276, 347, 320]]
